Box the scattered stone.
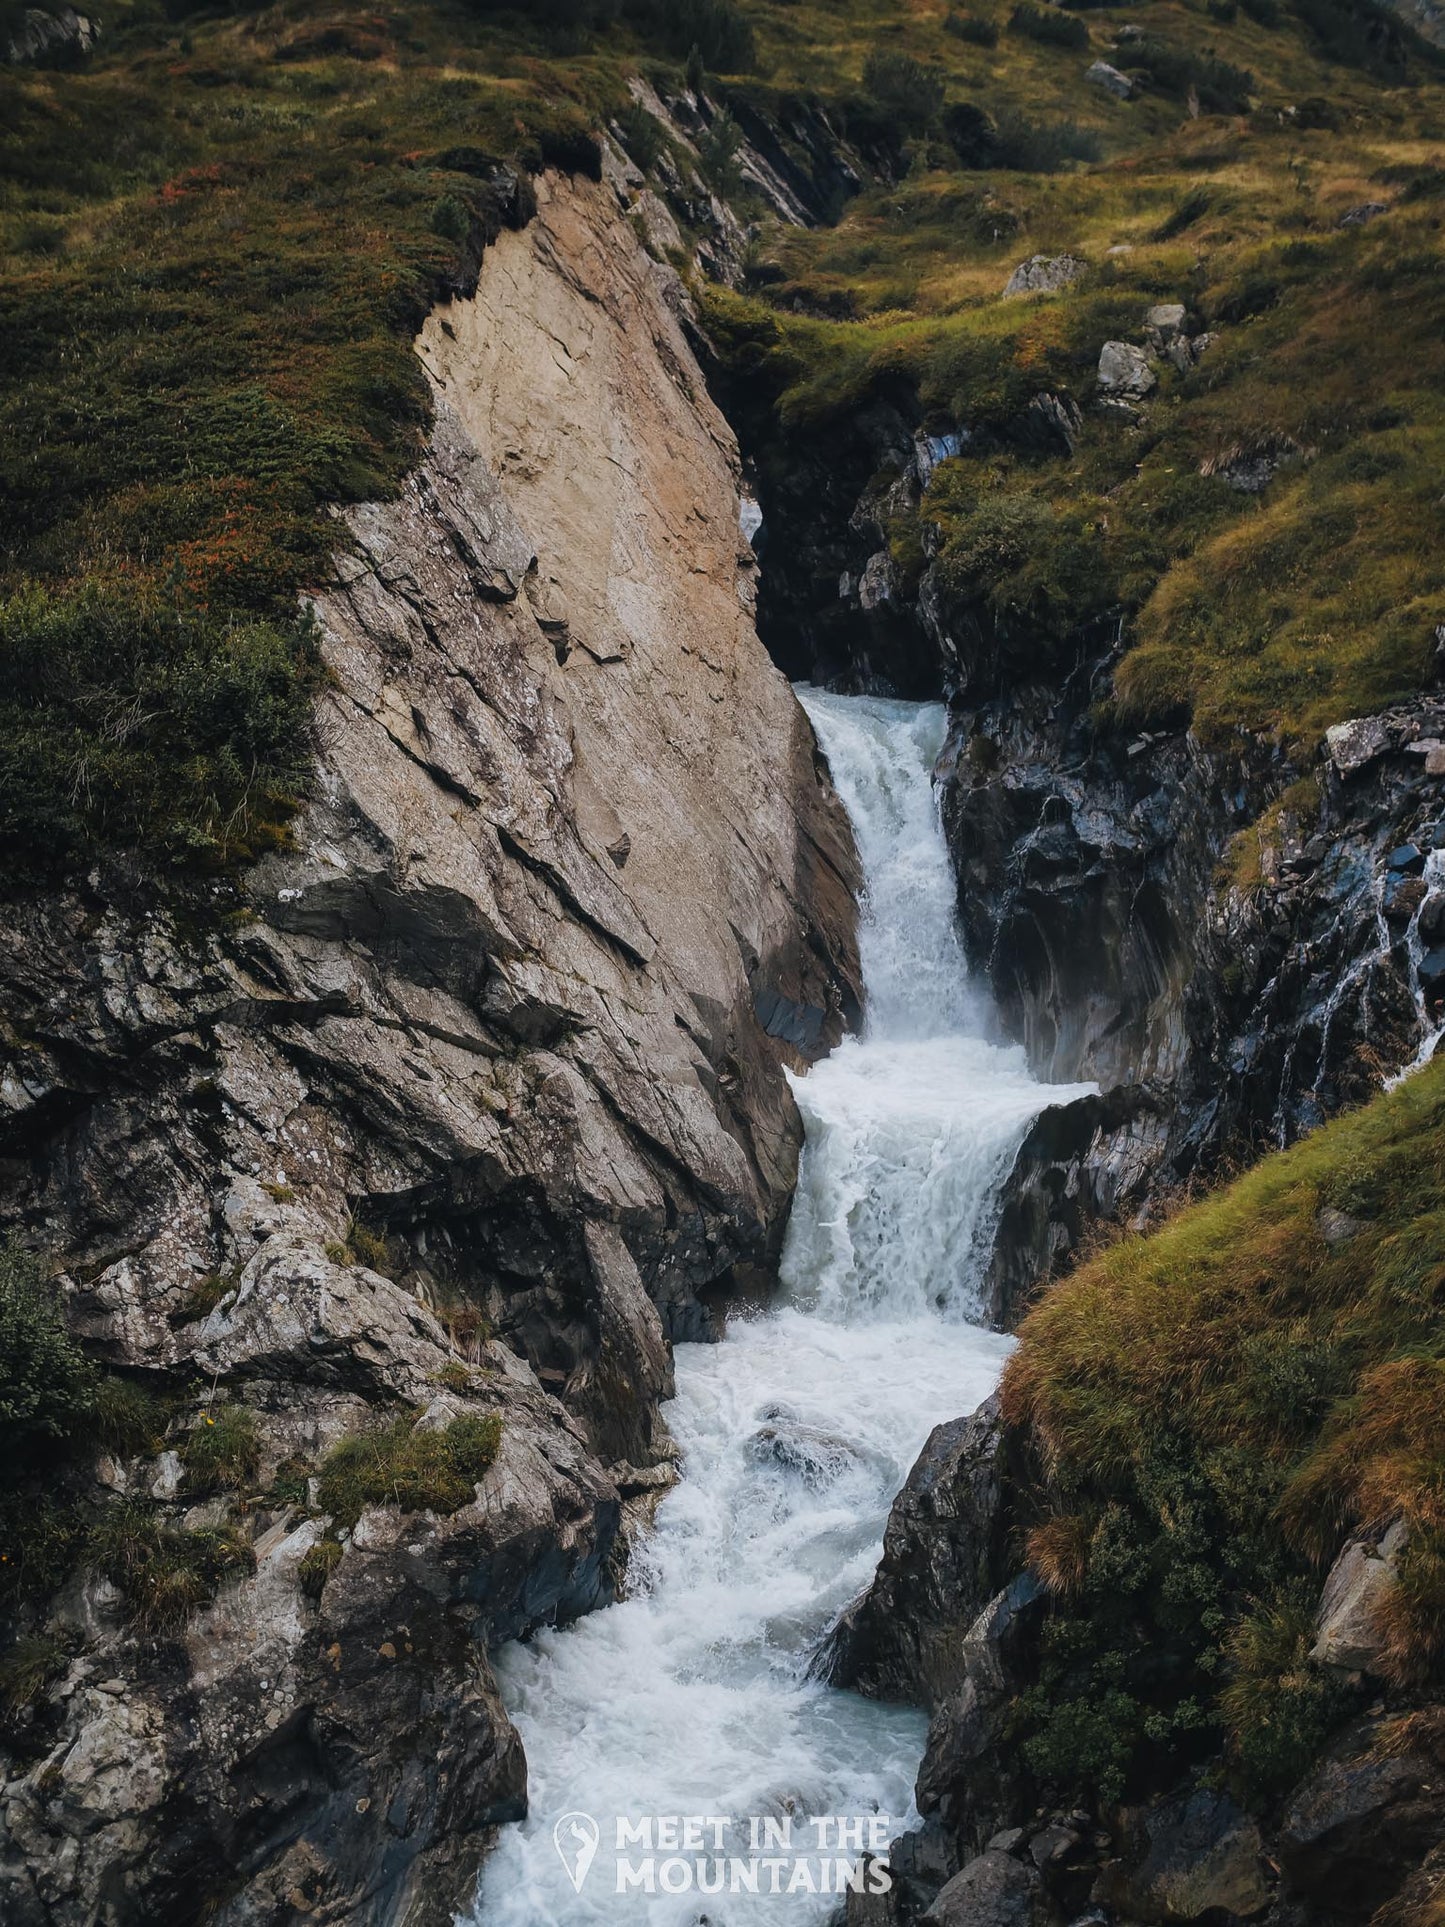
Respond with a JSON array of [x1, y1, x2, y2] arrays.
[[1311, 1521, 1407, 1673], [5, 4, 98, 64], [1087, 59, 1135, 98], [1388, 842, 1426, 873], [1325, 714, 1392, 777], [1421, 944, 1445, 1001], [1004, 254, 1087, 297], [1097, 340, 1156, 397], [1144, 301, 1187, 337], [1385, 872, 1427, 920], [1316, 1205, 1364, 1247], [922, 1850, 1054, 1927], [1339, 202, 1388, 227]]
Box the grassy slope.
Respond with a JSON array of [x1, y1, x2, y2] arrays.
[[1001, 1053, 1445, 1805], [714, 0, 1445, 747], [0, 2, 627, 860]]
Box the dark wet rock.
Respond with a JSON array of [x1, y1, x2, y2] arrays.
[[922, 1850, 1059, 1926], [1277, 1717, 1445, 1918], [826, 1399, 1011, 1705], [982, 1083, 1165, 1326], [1096, 1788, 1271, 1921]]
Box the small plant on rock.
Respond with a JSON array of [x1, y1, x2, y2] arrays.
[[316, 1412, 502, 1529]]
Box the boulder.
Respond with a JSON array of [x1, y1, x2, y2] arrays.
[[1311, 1520, 1407, 1673], [1004, 254, 1087, 297], [1097, 340, 1156, 397], [1325, 714, 1392, 777], [923, 1851, 1057, 1927], [825, 1398, 1010, 1706], [1278, 1718, 1445, 1917], [1087, 60, 1135, 98], [1144, 302, 1187, 338], [1099, 1788, 1270, 1921], [5, 4, 98, 63]]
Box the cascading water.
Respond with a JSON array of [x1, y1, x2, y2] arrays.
[[469, 690, 1091, 1925]]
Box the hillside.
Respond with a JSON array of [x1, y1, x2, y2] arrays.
[[4, 1, 1445, 1924]]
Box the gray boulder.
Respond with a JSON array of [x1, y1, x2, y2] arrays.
[[923, 1851, 1057, 1927], [5, 4, 97, 63], [1004, 254, 1088, 297], [1087, 59, 1134, 97], [1097, 340, 1157, 397], [1311, 1519, 1406, 1672]]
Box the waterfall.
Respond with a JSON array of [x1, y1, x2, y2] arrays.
[[467, 691, 1091, 1925]]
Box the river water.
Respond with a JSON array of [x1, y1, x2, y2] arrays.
[[468, 689, 1089, 1924]]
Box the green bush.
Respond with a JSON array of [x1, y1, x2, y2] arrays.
[[317, 1411, 502, 1528], [0, 584, 321, 863], [862, 50, 947, 134], [994, 110, 1101, 170], [1128, 38, 1254, 112], [298, 1535, 343, 1599], [946, 11, 1001, 46], [1008, 5, 1091, 51], [0, 1243, 94, 1458]]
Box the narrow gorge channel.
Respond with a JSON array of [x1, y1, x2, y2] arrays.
[[470, 690, 1092, 1923]]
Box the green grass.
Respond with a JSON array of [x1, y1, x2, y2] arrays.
[[1001, 1054, 1445, 1802], [316, 1409, 502, 1527], [181, 1403, 261, 1495], [89, 1501, 255, 1630], [694, 0, 1445, 746], [0, 1, 630, 864]]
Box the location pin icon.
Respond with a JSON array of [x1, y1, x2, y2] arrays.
[[553, 1811, 600, 1893]]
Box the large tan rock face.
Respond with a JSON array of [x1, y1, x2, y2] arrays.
[[0, 174, 858, 1926]]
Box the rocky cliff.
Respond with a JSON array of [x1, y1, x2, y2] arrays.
[[0, 172, 859, 1925]]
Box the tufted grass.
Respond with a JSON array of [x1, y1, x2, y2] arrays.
[[316, 1410, 502, 1528], [1000, 1054, 1445, 1798]]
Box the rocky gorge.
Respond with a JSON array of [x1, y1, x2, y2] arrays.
[[4, 4, 1445, 1922], [0, 171, 860, 1924]]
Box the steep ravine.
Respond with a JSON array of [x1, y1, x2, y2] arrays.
[[729, 311, 1445, 1927], [0, 173, 859, 1925]]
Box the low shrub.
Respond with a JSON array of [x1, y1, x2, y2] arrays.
[[1008, 5, 1091, 51], [0, 585, 321, 864], [298, 1535, 343, 1599], [946, 10, 1001, 46], [0, 1243, 94, 1458]]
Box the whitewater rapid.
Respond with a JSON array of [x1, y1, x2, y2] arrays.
[[469, 689, 1089, 1925]]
